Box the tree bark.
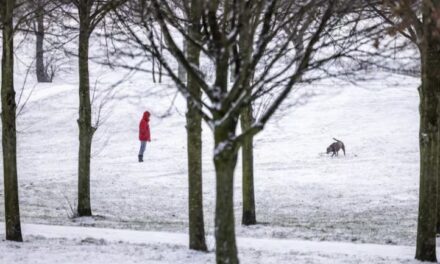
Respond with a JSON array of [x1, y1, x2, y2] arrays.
[[186, 0, 207, 250], [214, 120, 239, 264], [416, 1, 440, 261], [1, 0, 23, 242], [416, 57, 438, 262], [211, 29, 239, 261], [35, 4, 50, 83], [77, 17, 94, 217], [237, 2, 256, 226], [240, 105, 256, 226]]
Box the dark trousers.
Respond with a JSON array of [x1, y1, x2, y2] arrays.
[[139, 141, 147, 156]]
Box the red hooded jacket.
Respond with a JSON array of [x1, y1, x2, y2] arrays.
[[139, 111, 151, 141]]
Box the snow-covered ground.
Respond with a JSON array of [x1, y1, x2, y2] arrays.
[[0, 40, 422, 263], [0, 223, 424, 263]]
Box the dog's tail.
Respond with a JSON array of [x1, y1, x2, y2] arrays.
[[333, 138, 346, 155]]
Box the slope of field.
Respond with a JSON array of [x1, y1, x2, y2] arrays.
[[0, 64, 421, 250]]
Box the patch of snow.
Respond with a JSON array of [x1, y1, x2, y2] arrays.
[[0, 223, 427, 264]]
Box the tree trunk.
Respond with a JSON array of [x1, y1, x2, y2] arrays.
[[77, 23, 94, 217], [186, 8, 207, 250], [437, 148, 440, 234], [416, 2, 440, 261], [1, 0, 23, 242], [240, 105, 256, 226], [211, 26, 238, 262], [237, 3, 256, 226], [214, 120, 239, 264], [416, 57, 438, 262], [35, 5, 50, 83]]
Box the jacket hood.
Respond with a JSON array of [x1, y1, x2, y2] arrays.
[[143, 111, 150, 122]]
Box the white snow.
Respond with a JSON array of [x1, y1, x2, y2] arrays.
[[0, 222, 427, 263], [0, 32, 427, 263]]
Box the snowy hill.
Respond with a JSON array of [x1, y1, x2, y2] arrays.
[[0, 39, 422, 263]]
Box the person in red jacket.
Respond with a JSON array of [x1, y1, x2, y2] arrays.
[[138, 111, 151, 162]]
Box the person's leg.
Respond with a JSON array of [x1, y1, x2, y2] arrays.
[[138, 141, 146, 162]]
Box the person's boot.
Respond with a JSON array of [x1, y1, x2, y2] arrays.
[[138, 155, 143, 162]]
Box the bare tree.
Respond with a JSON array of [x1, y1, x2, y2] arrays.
[[0, 0, 23, 242], [31, 0, 52, 82], [184, 0, 207, 251], [111, 0, 209, 250], [115, 0, 370, 262], [62, 0, 126, 217], [0, 0, 55, 242], [368, 0, 439, 261]]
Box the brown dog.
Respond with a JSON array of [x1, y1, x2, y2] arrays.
[[327, 138, 345, 157]]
